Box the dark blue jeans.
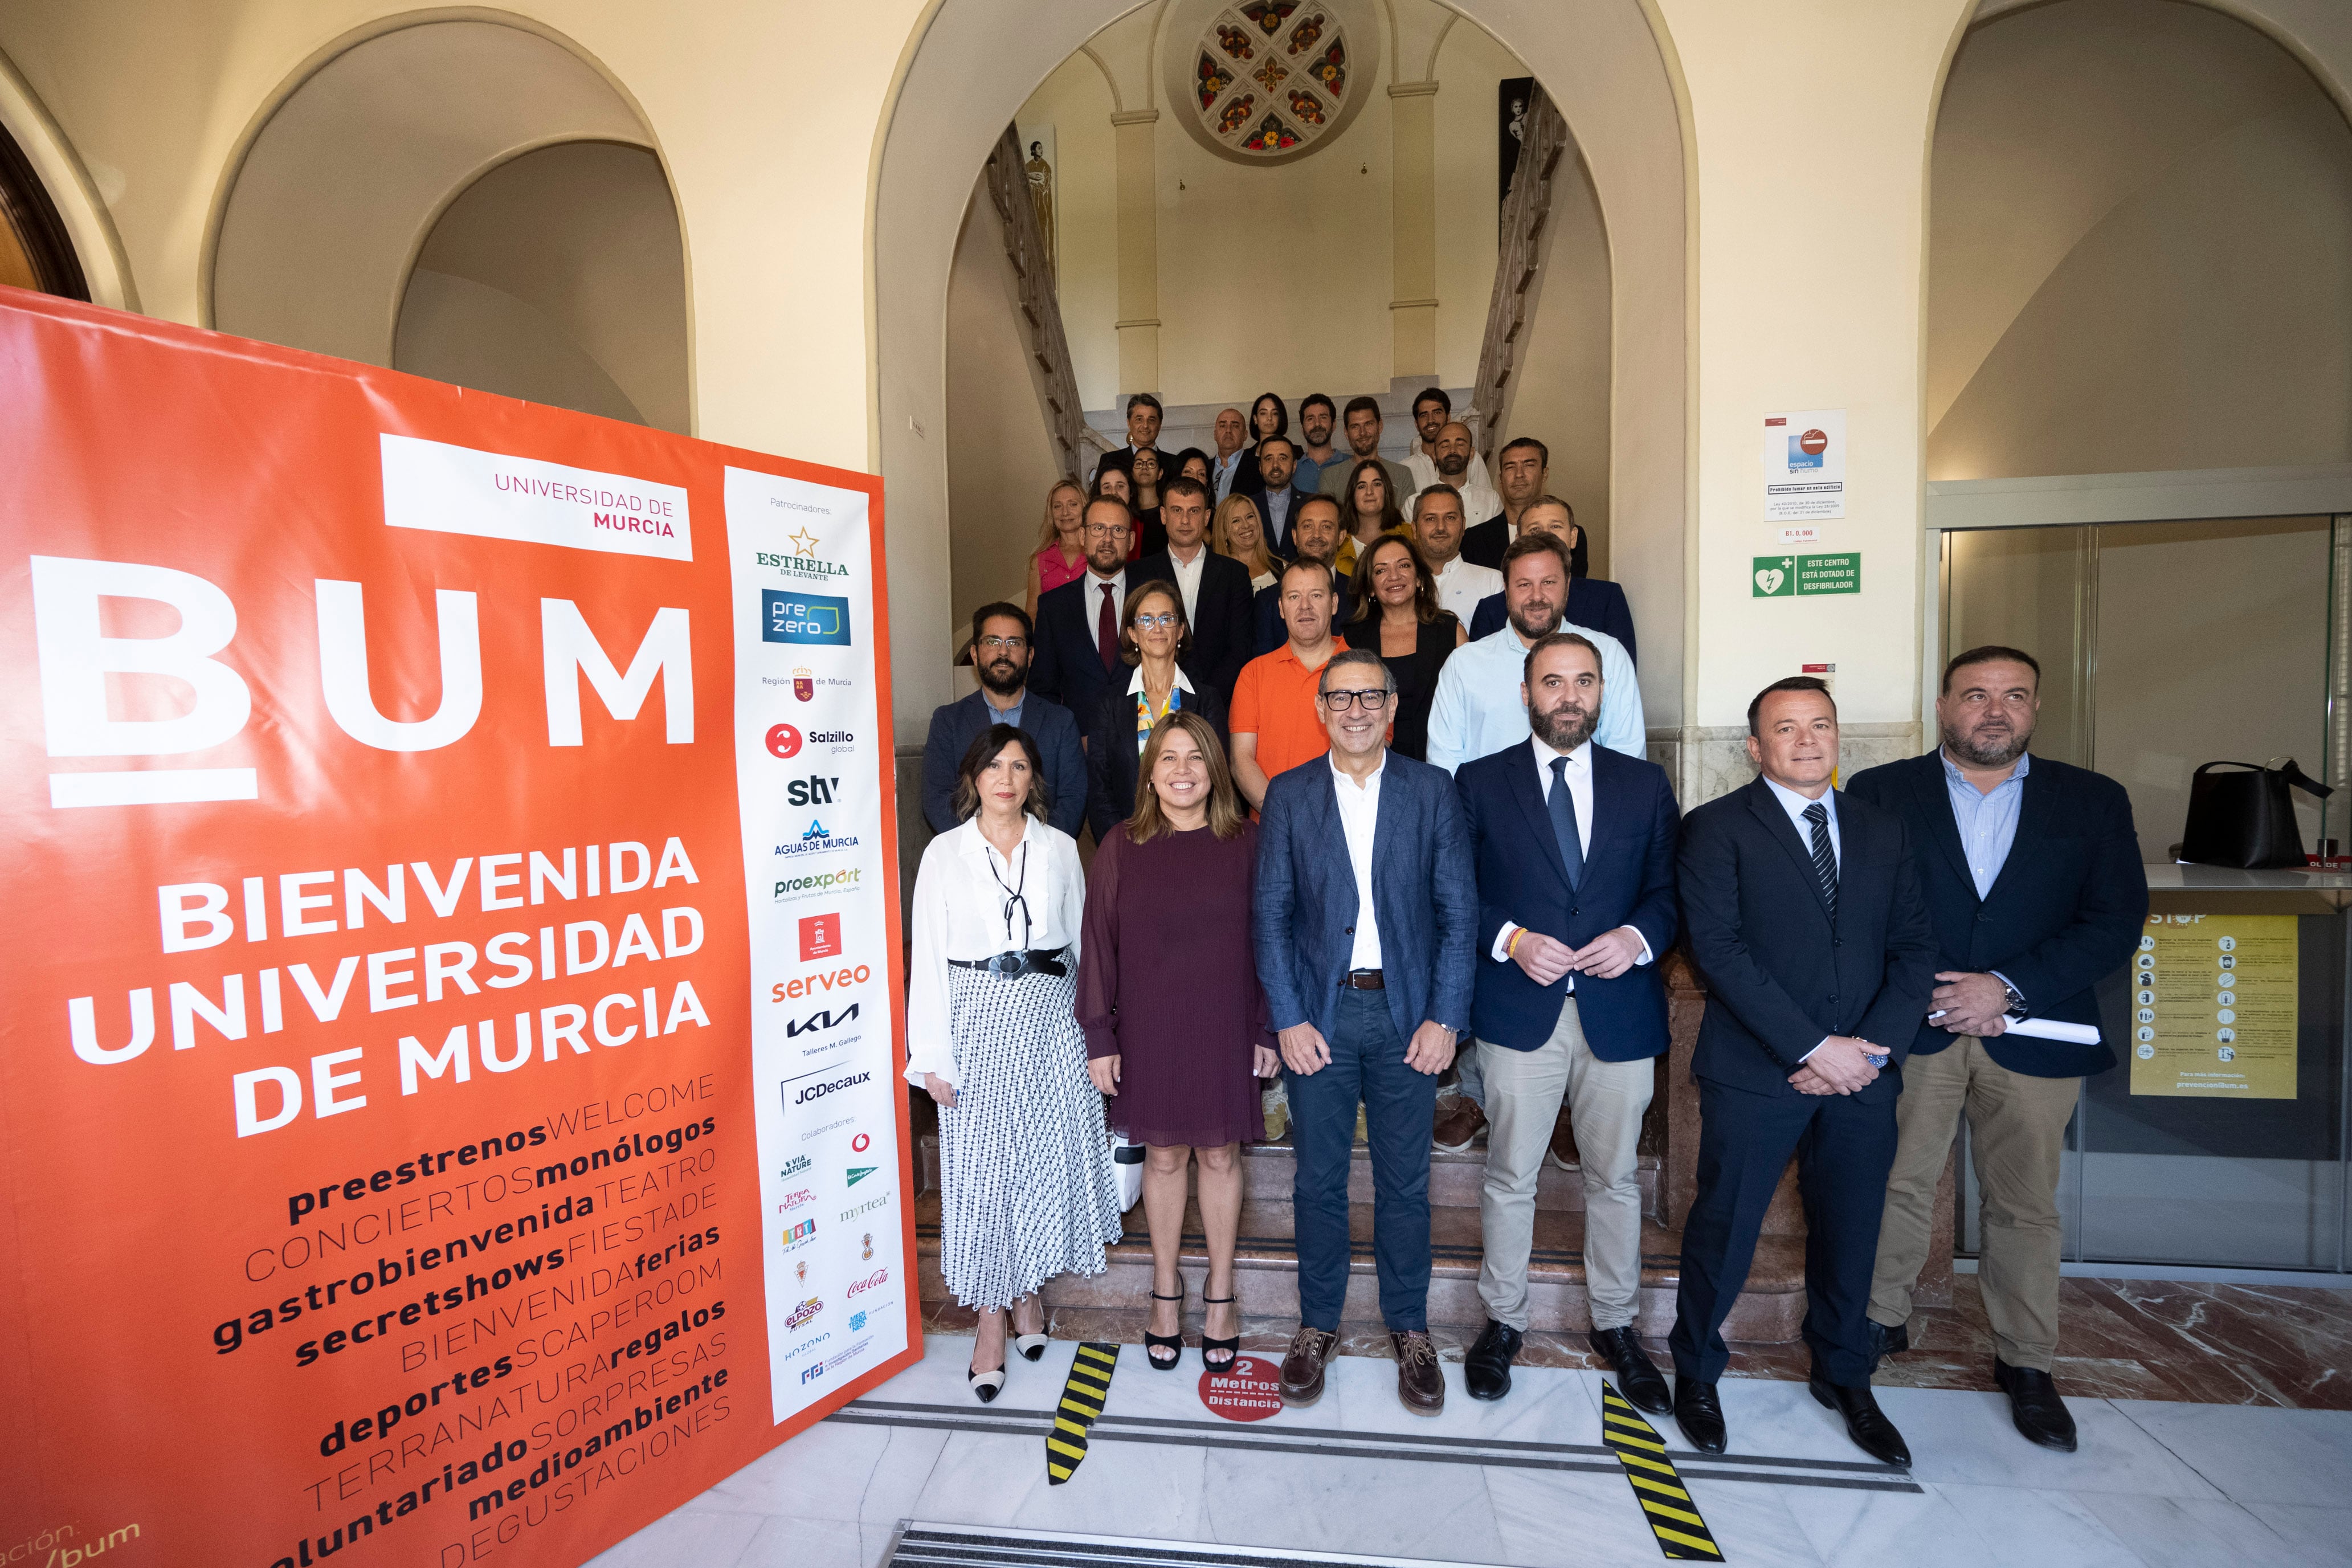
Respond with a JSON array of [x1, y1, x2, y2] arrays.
[[1285, 988, 1440, 1332], [1668, 1075, 1901, 1386]]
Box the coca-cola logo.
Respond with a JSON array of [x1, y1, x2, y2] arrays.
[[846, 1269, 889, 1297]]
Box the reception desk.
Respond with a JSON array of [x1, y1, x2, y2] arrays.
[[2025, 865, 2350, 1273]]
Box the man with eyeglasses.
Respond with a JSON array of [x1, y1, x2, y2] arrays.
[[1231, 554, 1350, 815], [1030, 496, 1135, 758], [923, 602, 1087, 836], [1255, 646, 1475, 1414]]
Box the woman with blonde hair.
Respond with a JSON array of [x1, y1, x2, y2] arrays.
[[1024, 478, 1088, 619], [1078, 710, 1273, 1372], [1212, 493, 1278, 594]]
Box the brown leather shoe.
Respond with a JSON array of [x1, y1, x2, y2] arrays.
[[1433, 1096, 1487, 1152], [1393, 1330, 1445, 1414], [1546, 1106, 1581, 1170], [1279, 1324, 1338, 1406]]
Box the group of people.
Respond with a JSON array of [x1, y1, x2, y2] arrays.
[[909, 389, 2145, 1472]]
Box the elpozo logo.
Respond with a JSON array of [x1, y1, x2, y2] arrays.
[[786, 1297, 823, 1330]]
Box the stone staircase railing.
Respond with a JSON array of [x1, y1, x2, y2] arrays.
[[1470, 84, 1570, 464], [983, 124, 1105, 483]]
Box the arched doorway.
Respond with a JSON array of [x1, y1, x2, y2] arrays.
[[871, 0, 1690, 745], [207, 17, 689, 432], [0, 119, 85, 299]]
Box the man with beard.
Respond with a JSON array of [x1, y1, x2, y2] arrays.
[[1030, 496, 1137, 755], [1407, 420, 1501, 527], [1451, 634, 1680, 1406], [1426, 532, 1642, 774], [1462, 437, 1576, 572], [1413, 483, 1502, 627], [1252, 436, 1317, 561], [1403, 388, 1494, 508], [1467, 497, 1636, 663], [1316, 396, 1414, 510], [1846, 647, 2143, 1453], [1293, 393, 1342, 496], [1251, 495, 1353, 654], [922, 602, 1087, 836]]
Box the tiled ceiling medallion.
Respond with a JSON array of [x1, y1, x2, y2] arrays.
[[1192, 4, 1348, 160]]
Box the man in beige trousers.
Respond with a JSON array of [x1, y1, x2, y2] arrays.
[[1451, 634, 1682, 1406]]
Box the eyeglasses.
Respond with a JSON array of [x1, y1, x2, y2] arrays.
[[1130, 613, 1181, 631], [1084, 522, 1130, 538], [1319, 688, 1393, 712], [978, 635, 1027, 651]]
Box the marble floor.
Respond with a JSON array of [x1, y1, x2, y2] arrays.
[[583, 1332, 2352, 1568]]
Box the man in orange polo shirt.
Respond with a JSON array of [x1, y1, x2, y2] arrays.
[[1232, 556, 1349, 811]]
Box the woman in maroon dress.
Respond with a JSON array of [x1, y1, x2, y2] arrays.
[[1079, 710, 1275, 1372]]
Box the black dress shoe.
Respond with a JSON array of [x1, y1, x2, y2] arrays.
[[1994, 1357, 2078, 1452], [1867, 1318, 1910, 1374], [1672, 1378, 1726, 1453], [1808, 1376, 1912, 1468], [1465, 1319, 1522, 1401], [1588, 1326, 1672, 1415]]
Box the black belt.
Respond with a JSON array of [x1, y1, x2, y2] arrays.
[[950, 948, 1069, 979], [1341, 969, 1385, 991]]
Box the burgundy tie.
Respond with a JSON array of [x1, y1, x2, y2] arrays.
[[1097, 582, 1119, 671]]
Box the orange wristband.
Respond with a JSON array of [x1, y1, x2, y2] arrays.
[[1506, 928, 1526, 958]]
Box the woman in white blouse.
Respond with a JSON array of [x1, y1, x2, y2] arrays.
[[905, 724, 1122, 1401]]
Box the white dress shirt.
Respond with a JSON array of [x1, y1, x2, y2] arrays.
[[1431, 554, 1504, 627], [1489, 737, 1655, 979], [1759, 775, 1844, 1061], [1122, 663, 1197, 752], [1405, 451, 1502, 529], [1162, 542, 1208, 623], [1330, 755, 1386, 971], [1405, 446, 1494, 496], [1425, 622, 1645, 772], [903, 815, 1086, 1089]]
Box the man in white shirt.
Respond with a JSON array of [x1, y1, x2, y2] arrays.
[[1407, 422, 1504, 533], [1450, 633, 1681, 1408], [1414, 484, 1504, 628], [1402, 386, 1495, 503], [1426, 532, 1643, 773], [1209, 407, 1247, 501]]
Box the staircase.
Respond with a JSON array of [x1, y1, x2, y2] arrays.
[[982, 124, 1105, 483], [911, 958, 1860, 1350], [1471, 83, 1570, 466]]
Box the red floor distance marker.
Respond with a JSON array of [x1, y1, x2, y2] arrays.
[[1199, 1355, 1285, 1421]]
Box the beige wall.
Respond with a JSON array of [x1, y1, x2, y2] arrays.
[[944, 183, 1066, 633], [1930, 0, 2352, 480], [1017, 54, 1121, 415]]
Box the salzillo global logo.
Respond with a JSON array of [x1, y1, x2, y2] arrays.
[[763, 590, 853, 647]]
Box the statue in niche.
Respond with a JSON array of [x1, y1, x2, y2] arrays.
[[1024, 140, 1057, 283]]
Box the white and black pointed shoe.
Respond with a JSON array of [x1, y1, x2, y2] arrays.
[[967, 1361, 1006, 1403]]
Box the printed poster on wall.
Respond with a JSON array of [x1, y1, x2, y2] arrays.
[[1761, 409, 1846, 522], [2128, 913, 2298, 1098], [0, 288, 919, 1568]]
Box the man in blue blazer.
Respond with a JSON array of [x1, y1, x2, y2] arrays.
[[1028, 495, 1136, 753], [1454, 633, 1679, 1407], [1255, 647, 1476, 1415], [1847, 646, 2144, 1454], [1465, 498, 1638, 662], [1251, 436, 1318, 562], [921, 602, 1087, 838], [1670, 676, 1937, 1468]]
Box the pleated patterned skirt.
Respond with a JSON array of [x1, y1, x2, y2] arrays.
[[937, 959, 1124, 1310]]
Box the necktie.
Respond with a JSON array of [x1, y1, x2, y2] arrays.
[[1803, 800, 1838, 921], [1097, 582, 1118, 671], [1549, 756, 1584, 891]]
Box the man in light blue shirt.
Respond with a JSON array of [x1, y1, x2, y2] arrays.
[[1426, 531, 1644, 773], [1944, 747, 2029, 898]]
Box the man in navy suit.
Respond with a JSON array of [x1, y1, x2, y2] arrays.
[[1250, 496, 1351, 654], [1848, 647, 2144, 1454], [1133, 475, 1254, 704], [1028, 495, 1135, 754], [921, 602, 1086, 836], [1256, 647, 1476, 1415], [1454, 633, 1680, 1407], [1251, 436, 1318, 561], [1670, 676, 1937, 1467], [1466, 498, 1637, 662]]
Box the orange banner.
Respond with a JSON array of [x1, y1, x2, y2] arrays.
[[0, 289, 917, 1568]]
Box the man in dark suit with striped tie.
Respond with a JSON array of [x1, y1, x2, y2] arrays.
[[1668, 676, 1938, 1467]]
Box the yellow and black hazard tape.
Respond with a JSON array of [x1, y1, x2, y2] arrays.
[[1044, 1342, 1121, 1484], [1600, 1380, 1724, 1561]]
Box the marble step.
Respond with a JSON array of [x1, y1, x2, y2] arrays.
[[916, 1134, 1659, 1214], [913, 1191, 1804, 1342]]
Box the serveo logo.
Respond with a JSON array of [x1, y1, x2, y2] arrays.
[[766, 723, 803, 759]]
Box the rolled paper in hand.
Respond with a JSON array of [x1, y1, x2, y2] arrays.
[[1930, 1010, 2099, 1046]]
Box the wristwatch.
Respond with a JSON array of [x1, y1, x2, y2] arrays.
[[1999, 978, 2028, 1019]]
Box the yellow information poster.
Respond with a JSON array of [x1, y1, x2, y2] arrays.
[[2129, 913, 2298, 1098]]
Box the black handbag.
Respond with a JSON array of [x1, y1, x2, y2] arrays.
[[2180, 759, 2333, 869]]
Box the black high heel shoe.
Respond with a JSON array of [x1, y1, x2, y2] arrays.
[[1200, 1295, 1241, 1371], [1145, 1289, 1186, 1370], [1012, 1297, 1049, 1362], [967, 1358, 1006, 1402]]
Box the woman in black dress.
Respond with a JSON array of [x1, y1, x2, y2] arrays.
[[1346, 533, 1463, 762], [1078, 710, 1273, 1371], [1228, 391, 1288, 499]]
